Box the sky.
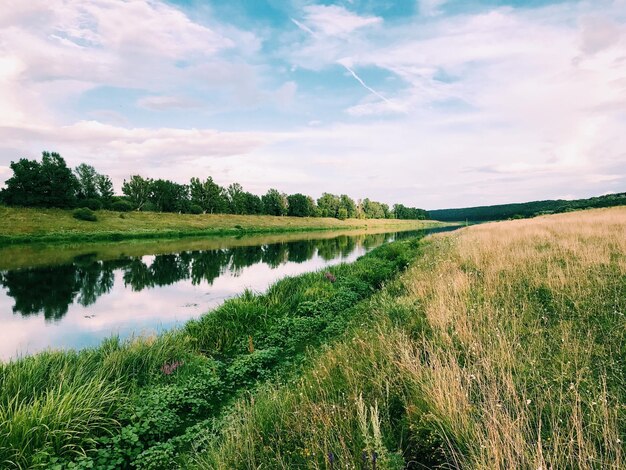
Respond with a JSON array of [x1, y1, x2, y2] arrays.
[[0, 0, 624, 210]]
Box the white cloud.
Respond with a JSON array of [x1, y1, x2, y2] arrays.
[[136, 95, 202, 111], [418, 0, 447, 17], [0, 121, 283, 188], [299, 5, 382, 37]]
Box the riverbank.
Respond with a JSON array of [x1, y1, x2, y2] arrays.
[[191, 207, 625, 469], [2, 208, 622, 469], [0, 234, 426, 469], [0, 205, 443, 246]]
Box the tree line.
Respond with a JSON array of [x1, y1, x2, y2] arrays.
[[429, 192, 626, 222], [0, 151, 429, 220]]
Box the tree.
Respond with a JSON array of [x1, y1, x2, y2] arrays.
[[339, 194, 357, 219], [1, 152, 79, 208], [189, 177, 226, 214], [122, 175, 152, 211], [287, 193, 316, 217], [149, 179, 189, 213], [226, 183, 246, 214], [0, 158, 45, 206], [262, 188, 287, 216], [317, 193, 340, 218], [243, 192, 263, 215], [361, 198, 386, 219], [96, 174, 114, 206], [74, 164, 99, 200]]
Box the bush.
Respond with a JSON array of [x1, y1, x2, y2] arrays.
[[112, 200, 133, 212], [188, 204, 203, 215], [80, 198, 102, 210], [73, 208, 97, 222]]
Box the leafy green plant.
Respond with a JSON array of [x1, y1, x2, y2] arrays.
[[73, 207, 97, 222]]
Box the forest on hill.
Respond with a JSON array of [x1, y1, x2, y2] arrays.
[[429, 192, 626, 221]]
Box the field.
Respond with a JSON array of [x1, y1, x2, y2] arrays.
[[0, 206, 440, 245], [0, 207, 624, 469], [193, 207, 625, 469]]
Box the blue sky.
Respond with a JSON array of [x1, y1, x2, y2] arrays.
[[0, 0, 624, 209]]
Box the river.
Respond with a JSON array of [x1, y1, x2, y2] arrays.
[[0, 226, 456, 360]]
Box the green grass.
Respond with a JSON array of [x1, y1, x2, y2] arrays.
[[4, 209, 622, 469], [189, 208, 625, 469], [0, 236, 424, 469], [0, 205, 441, 246]]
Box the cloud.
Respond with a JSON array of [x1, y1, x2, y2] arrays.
[[299, 5, 382, 37], [0, 121, 282, 187], [418, 0, 447, 17], [0, 0, 261, 126], [136, 95, 203, 111]]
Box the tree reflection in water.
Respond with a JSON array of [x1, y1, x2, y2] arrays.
[[0, 232, 399, 320]]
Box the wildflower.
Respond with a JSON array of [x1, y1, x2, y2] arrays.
[[161, 360, 184, 375], [526, 399, 532, 405]]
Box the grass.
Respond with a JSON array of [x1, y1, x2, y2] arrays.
[[0, 205, 441, 246], [0, 235, 424, 469], [2, 207, 623, 469], [189, 207, 625, 469]]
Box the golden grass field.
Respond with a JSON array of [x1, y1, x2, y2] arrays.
[[195, 207, 625, 469]]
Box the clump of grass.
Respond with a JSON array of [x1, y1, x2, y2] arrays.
[[72, 207, 97, 222]]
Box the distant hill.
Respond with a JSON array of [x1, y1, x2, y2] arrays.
[[429, 192, 626, 222]]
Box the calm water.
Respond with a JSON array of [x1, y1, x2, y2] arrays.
[[0, 228, 449, 360]]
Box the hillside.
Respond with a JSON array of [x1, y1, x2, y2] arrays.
[[429, 191, 626, 221]]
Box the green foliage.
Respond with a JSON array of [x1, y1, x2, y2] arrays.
[[0, 235, 424, 469], [429, 192, 626, 221], [261, 188, 287, 216], [189, 177, 226, 214], [73, 208, 98, 222], [149, 179, 189, 213], [188, 204, 203, 215], [287, 193, 316, 217], [75, 164, 99, 200], [82, 198, 103, 211], [0, 152, 79, 208], [1, 150, 430, 220], [393, 203, 428, 220], [122, 175, 152, 211], [111, 200, 133, 212]]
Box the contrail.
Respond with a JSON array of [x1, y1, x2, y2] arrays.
[[291, 18, 316, 37], [341, 63, 392, 104]]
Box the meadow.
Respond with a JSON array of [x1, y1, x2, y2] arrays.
[[191, 207, 625, 469], [1, 207, 624, 469], [0, 206, 439, 245]]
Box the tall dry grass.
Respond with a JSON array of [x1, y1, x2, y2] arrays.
[[398, 208, 625, 469], [193, 207, 625, 469]]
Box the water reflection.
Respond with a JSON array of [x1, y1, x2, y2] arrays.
[[0, 233, 379, 321], [0, 228, 452, 359]]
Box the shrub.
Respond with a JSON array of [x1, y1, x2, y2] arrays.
[[80, 198, 103, 210], [112, 200, 133, 212], [73, 208, 97, 222], [188, 204, 203, 215]]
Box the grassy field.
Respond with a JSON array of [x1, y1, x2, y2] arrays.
[[191, 207, 625, 469], [0, 205, 440, 245], [1, 208, 623, 469]]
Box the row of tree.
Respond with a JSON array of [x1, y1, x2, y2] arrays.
[[429, 192, 626, 221], [0, 152, 429, 220]]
